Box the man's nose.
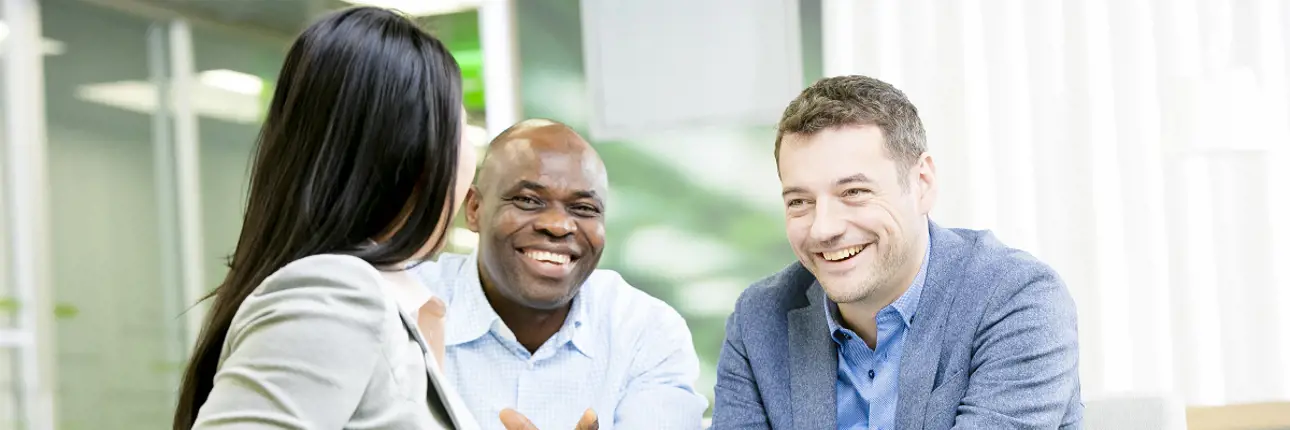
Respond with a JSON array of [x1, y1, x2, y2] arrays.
[[809, 200, 846, 244], [534, 209, 577, 238]]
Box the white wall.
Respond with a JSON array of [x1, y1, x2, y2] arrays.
[[578, 0, 804, 141]]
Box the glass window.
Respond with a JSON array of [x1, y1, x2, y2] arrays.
[[42, 1, 177, 428]]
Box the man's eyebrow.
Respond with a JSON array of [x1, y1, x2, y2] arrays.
[[835, 172, 872, 186], [571, 190, 602, 203], [781, 172, 873, 197], [503, 180, 545, 194], [781, 186, 807, 198], [505, 180, 605, 204]]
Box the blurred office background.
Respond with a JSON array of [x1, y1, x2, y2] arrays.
[[0, 0, 1287, 429]]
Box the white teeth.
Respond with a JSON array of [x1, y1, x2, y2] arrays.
[[822, 245, 863, 261], [524, 250, 571, 264]]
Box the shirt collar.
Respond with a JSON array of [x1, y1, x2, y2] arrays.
[[442, 250, 498, 347], [551, 289, 596, 358], [443, 250, 597, 358], [824, 221, 932, 335]]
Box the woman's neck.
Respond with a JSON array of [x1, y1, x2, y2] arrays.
[[378, 265, 431, 312]]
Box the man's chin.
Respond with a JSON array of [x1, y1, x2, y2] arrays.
[[518, 296, 574, 311], [514, 284, 578, 310], [819, 280, 878, 305]]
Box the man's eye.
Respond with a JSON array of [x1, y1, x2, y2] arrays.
[[841, 188, 870, 198], [512, 196, 542, 209], [571, 204, 602, 216], [786, 199, 806, 208]]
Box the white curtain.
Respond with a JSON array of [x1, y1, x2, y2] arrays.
[[821, 0, 1290, 406]]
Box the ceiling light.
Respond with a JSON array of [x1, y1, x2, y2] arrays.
[[199, 69, 264, 96], [340, 0, 480, 16], [76, 79, 263, 124], [0, 21, 68, 56]]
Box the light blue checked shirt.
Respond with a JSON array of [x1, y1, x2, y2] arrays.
[[414, 252, 707, 430], [824, 236, 929, 430]]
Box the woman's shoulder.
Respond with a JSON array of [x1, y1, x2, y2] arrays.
[[233, 254, 396, 338], [251, 254, 390, 298]]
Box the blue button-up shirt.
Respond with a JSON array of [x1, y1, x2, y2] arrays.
[[413, 252, 708, 430], [825, 237, 930, 430]]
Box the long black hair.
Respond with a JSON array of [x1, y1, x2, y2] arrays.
[[173, 7, 463, 429]]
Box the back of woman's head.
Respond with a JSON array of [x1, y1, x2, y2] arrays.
[[173, 7, 463, 429]]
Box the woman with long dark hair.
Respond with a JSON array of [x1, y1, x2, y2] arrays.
[[173, 7, 479, 429]]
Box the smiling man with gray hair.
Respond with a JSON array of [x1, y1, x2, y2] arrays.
[[711, 75, 1083, 430]]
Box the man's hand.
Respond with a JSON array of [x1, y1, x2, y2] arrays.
[[499, 408, 598, 430]]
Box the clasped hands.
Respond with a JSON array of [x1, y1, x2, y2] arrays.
[[499, 408, 598, 430]]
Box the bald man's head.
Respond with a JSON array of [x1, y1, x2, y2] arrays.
[[475, 119, 607, 194], [465, 119, 608, 311]]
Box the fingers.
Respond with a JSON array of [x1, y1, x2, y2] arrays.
[[499, 408, 598, 430], [417, 296, 447, 371], [499, 408, 539, 430], [575, 408, 599, 430]]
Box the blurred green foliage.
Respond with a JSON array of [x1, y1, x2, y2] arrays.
[[421, 11, 485, 111], [53, 303, 80, 319], [0, 296, 17, 313]]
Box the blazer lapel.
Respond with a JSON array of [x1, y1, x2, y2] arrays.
[[396, 309, 479, 429], [896, 222, 968, 430], [788, 283, 838, 430]]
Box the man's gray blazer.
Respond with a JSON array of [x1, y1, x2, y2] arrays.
[[711, 222, 1082, 429]]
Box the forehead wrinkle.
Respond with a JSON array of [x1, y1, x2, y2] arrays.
[[527, 148, 609, 200], [476, 119, 611, 207]]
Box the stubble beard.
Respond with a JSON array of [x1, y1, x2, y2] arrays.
[[820, 239, 913, 305]]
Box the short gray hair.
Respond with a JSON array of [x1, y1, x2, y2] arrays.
[[775, 75, 927, 174]]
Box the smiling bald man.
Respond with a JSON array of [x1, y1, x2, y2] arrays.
[[414, 119, 707, 430]]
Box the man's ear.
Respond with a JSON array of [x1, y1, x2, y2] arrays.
[[916, 152, 938, 215], [464, 186, 482, 233]]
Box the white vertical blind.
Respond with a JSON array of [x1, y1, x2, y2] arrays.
[[823, 0, 1290, 406], [2, 0, 56, 427]]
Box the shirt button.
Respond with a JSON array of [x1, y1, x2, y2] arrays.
[[868, 369, 876, 379], [527, 362, 535, 370], [839, 332, 852, 340]]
